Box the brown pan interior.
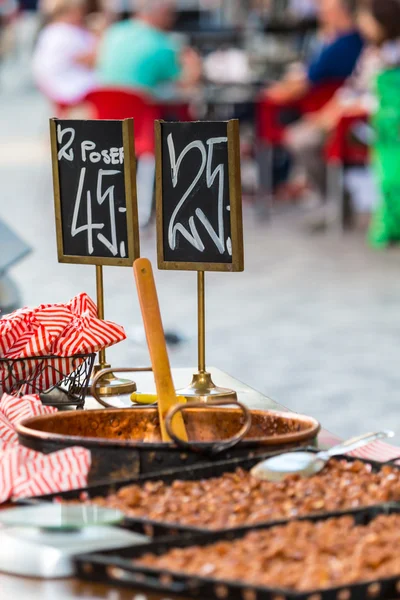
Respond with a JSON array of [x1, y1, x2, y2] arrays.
[[17, 407, 320, 448]]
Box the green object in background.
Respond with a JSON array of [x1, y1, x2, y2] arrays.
[[369, 68, 400, 248]]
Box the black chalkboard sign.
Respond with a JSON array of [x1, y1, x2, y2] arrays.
[[50, 118, 139, 266], [155, 120, 243, 272]]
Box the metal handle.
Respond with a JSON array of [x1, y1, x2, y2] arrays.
[[165, 399, 252, 456], [90, 367, 152, 408], [319, 430, 395, 459]]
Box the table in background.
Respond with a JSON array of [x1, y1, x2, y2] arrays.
[[2, 368, 339, 599], [157, 83, 264, 121]]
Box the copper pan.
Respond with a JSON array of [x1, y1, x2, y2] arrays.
[[16, 404, 320, 484]]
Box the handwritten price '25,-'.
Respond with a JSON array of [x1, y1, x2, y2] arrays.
[[167, 134, 232, 256], [57, 124, 126, 258]]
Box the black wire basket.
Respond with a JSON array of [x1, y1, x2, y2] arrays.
[[0, 354, 96, 409]]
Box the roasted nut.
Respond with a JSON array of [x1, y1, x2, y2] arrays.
[[87, 460, 400, 531], [136, 515, 400, 593]]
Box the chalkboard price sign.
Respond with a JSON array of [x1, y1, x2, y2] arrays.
[[50, 118, 140, 266], [155, 120, 244, 272]]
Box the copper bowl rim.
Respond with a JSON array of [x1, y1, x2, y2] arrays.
[[16, 407, 321, 450]]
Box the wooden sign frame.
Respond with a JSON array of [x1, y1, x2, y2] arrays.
[[50, 118, 140, 267], [155, 119, 244, 273]]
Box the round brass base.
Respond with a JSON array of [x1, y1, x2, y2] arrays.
[[91, 364, 137, 397], [177, 371, 237, 404], [96, 377, 137, 397]]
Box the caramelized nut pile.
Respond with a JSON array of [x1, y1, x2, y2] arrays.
[[91, 459, 400, 530], [137, 514, 400, 591]]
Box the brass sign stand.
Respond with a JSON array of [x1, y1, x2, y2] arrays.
[[50, 118, 140, 397], [178, 271, 237, 403], [93, 266, 136, 396], [155, 119, 244, 403]]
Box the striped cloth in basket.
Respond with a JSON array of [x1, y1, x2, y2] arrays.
[[0, 292, 126, 393]]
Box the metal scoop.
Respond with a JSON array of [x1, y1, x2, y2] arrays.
[[251, 430, 395, 482]]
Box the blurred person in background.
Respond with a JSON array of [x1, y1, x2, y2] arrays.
[[32, 0, 97, 105], [261, 0, 363, 202], [285, 0, 400, 231], [97, 0, 202, 94], [356, 0, 400, 247], [266, 0, 363, 105]]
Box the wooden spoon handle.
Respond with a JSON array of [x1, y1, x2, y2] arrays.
[[133, 258, 188, 443]]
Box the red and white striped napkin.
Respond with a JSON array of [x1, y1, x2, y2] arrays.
[[0, 292, 126, 360], [0, 292, 126, 393], [0, 308, 32, 357], [5, 305, 72, 359], [0, 393, 91, 503], [347, 441, 400, 463], [52, 292, 126, 356]]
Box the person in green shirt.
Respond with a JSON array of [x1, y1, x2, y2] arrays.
[[357, 0, 400, 248], [97, 0, 201, 94]]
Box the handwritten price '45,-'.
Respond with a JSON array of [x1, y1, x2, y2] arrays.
[[167, 134, 232, 256], [57, 124, 126, 258]]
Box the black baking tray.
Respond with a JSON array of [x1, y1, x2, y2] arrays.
[[75, 503, 400, 600], [23, 450, 400, 538]]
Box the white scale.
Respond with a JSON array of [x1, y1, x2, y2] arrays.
[[0, 504, 148, 578]]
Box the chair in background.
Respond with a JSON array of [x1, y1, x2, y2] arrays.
[[255, 79, 345, 217], [156, 100, 192, 123], [84, 87, 162, 228], [52, 102, 73, 118], [324, 112, 370, 230]]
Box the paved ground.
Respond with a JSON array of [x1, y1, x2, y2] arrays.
[[1, 65, 400, 442]]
